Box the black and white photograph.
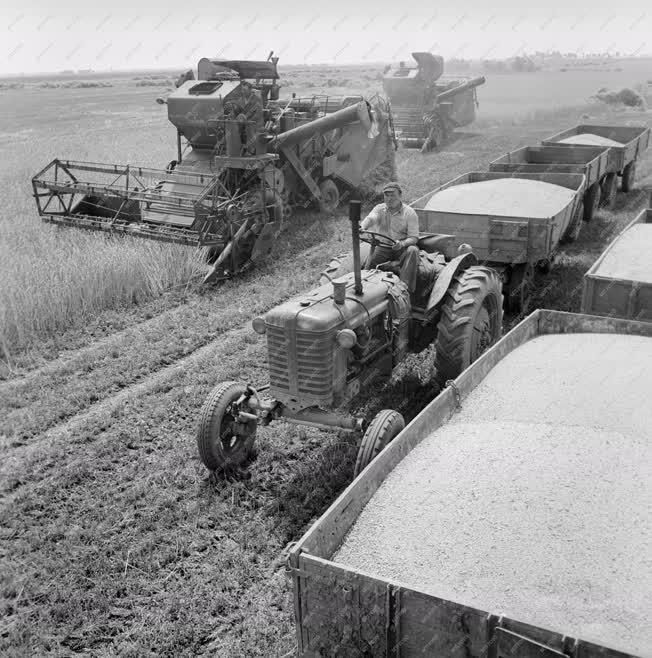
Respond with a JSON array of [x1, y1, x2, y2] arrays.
[[1, 0, 651, 655]]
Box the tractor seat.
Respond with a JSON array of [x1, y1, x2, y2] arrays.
[[417, 233, 454, 256]]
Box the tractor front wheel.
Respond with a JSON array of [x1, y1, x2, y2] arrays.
[[434, 265, 503, 386], [354, 410, 405, 477], [197, 381, 258, 471]]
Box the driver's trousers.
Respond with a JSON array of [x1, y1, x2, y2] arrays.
[[366, 244, 419, 293]]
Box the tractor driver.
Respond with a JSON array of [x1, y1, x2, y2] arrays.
[[360, 181, 420, 293]]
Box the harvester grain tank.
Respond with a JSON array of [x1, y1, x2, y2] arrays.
[[196, 200, 503, 475], [383, 52, 485, 152], [32, 54, 396, 283]]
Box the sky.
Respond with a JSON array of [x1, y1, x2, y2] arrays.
[[3, 0, 651, 74]]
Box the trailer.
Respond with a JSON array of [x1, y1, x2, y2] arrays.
[[288, 309, 652, 658], [411, 171, 586, 313], [582, 207, 652, 321], [489, 144, 610, 221], [542, 124, 650, 207]]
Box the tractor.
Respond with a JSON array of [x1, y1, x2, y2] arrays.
[[197, 200, 503, 476], [383, 52, 486, 153], [32, 53, 396, 283]]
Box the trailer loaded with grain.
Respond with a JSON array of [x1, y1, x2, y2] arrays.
[[582, 207, 652, 322], [489, 144, 610, 222], [542, 124, 650, 208], [289, 309, 652, 658], [411, 171, 586, 313]]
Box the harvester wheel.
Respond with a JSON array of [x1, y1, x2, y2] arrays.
[[504, 263, 534, 315], [434, 265, 503, 386], [583, 183, 601, 222], [621, 161, 637, 193], [319, 179, 340, 215], [600, 173, 618, 208], [561, 201, 584, 244], [197, 381, 257, 471], [354, 410, 405, 477]]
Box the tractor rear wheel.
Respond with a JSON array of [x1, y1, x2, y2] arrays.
[[621, 161, 637, 193], [583, 183, 601, 222], [354, 410, 405, 477], [197, 381, 257, 471], [434, 265, 503, 386], [319, 179, 340, 215]]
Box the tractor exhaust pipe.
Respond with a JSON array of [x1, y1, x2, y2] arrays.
[[349, 200, 363, 296]]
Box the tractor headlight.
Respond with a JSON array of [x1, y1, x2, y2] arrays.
[[336, 329, 357, 349], [252, 317, 267, 334]]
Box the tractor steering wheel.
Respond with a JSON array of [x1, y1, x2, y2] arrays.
[[358, 230, 397, 250]]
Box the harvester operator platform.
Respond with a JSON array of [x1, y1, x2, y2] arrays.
[[360, 182, 419, 292], [228, 80, 264, 154]]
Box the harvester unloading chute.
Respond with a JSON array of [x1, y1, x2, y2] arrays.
[[32, 54, 396, 284]]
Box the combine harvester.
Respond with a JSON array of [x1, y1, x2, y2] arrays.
[[383, 52, 485, 152], [288, 308, 652, 658], [32, 54, 396, 283]]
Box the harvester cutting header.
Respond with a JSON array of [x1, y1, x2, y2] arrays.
[[384, 52, 485, 152], [32, 53, 396, 282]]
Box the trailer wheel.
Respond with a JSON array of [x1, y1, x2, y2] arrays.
[[561, 201, 584, 244], [583, 183, 600, 222], [319, 179, 340, 215], [197, 381, 257, 471], [434, 265, 503, 386], [600, 173, 618, 208], [621, 161, 637, 193], [504, 263, 534, 315], [354, 410, 405, 477]]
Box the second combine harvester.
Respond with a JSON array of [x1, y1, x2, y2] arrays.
[[32, 54, 396, 283], [383, 52, 486, 152]]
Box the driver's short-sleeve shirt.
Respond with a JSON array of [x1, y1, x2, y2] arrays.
[[360, 203, 419, 242]]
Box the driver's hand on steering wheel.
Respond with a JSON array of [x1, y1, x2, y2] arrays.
[[391, 239, 405, 254]]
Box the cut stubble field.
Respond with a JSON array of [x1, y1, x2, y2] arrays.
[[1, 67, 651, 656]]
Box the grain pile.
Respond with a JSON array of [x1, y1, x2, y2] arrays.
[[595, 223, 652, 282], [335, 333, 652, 656], [425, 178, 576, 218], [558, 133, 623, 147]]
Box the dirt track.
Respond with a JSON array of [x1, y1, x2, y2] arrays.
[[1, 103, 651, 655]]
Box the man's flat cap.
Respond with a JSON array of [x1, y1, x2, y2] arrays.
[[382, 181, 402, 194]]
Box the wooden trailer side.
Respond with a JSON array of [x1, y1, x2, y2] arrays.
[[290, 310, 652, 657], [582, 209, 652, 320], [411, 172, 584, 265]]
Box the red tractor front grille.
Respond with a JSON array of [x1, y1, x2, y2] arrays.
[[266, 324, 334, 404]]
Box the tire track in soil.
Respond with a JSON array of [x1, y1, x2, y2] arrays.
[[0, 322, 264, 497], [0, 224, 349, 445]]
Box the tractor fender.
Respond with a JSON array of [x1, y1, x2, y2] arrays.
[[426, 252, 478, 313]]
